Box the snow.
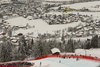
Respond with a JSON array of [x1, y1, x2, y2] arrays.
[[28, 57, 100, 67], [72, 36, 92, 41], [45, 0, 71, 1], [12, 17, 84, 36], [28, 49, 100, 67], [0, 0, 11, 4], [62, 1, 100, 9], [5, 17, 29, 27], [75, 49, 100, 58]]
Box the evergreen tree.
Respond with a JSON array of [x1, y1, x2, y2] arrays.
[[61, 30, 65, 44], [34, 40, 44, 57], [65, 39, 75, 52], [18, 36, 28, 60], [91, 35, 99, 48], [85, 39, 91, 49], [7, 26, 12, 37], [0, 41, 12, 62], [98, 36, 100, 48]]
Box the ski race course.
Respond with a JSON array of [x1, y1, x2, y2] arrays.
[[0, 54, 100, 67]]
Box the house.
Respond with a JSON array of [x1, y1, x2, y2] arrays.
[[17, 33, 23, 36], [76, 32, 83, 37], [51, 48, 60, 55], [11, 39, 19, 46], [27, 16, 33, 20], [0, 0, 12, 4]]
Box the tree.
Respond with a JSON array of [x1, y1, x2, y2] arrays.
[[61, 30, 65, 44], [0, 41, 12, 62], [7, 26, 12, 37], [18, 36, 28, 60], [98, 36, 100, 48], [91, 35, 99, 48], [85, 39, 91, 49], [0, 14, 3, 19], [31, 38, 34, 45], [65, 39, 75, 52], [34, 40, 44, 57]]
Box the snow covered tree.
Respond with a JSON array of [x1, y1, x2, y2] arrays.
[[61, 30, 65, 44], [0, 41, 12, 62], [65, 39, 75, 52], [34, 40, 44, 57], [98, 36, 100, 48], [91, 35, 99, 48], [18, 35, 28, 60], [31, 38, 34, 45], [7, 26, 12, 37], [85, 39, 91, 49]]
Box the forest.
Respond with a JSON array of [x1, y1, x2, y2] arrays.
[[0, 34, 100, 62]]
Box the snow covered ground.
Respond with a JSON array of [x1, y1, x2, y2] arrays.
[[9, 17, 85, 36], [27, 49, 100, 67], [75, 49, 100, 58], [28, 57, 100, 67], [45, 0, 71, 1], [62, 1, 100, 10], [6, 17, 29, 27]]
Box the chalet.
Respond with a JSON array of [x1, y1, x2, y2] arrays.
[[0, 32, 6, 35], [11, 39, 19, 46], [95, 31, 99, 35], [89, 31, 93, 35], [96, 22, 100, 26], [12, 14, 19, 17], [17, 33, 23, 36], [84, 27, 89, 31], [6, 13, 13, 17], [11, 40, 18, 43], [76, 26, 83, 30], [0, 41, 3, 44], [27, 16, 33, 20], [51, 48, 60, 55], [71, 32, 76, 37], [76, 32, 83, 37], [64, 34, 70, 38]]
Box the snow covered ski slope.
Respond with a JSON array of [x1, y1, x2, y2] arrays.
[[29, 57, 100, 67]]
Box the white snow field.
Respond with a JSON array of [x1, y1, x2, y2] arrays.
[[6, 17, 85, 36], [27, 49, 100, 67], [6, 17, 29, 27], [61, 1, 100, 10], [75, 49, 100, 58], [28, 57, 100, 67]]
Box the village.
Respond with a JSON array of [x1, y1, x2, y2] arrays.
[[0, 1, 100, 45]]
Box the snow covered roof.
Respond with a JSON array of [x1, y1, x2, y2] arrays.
[[51, 48, 60, 54], [0, 0, 12, 4]]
